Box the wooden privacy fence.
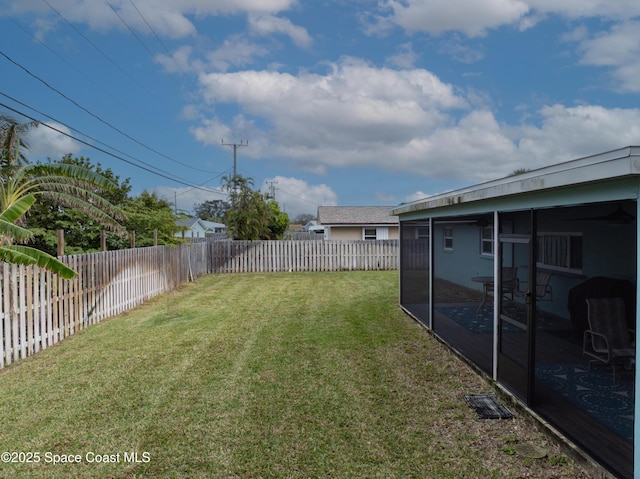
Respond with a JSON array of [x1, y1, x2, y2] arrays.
[[0, 242, 209, 369], [0, 239, 397, 368], [209, 239, 399, 273]]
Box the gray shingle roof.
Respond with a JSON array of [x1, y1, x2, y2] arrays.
[[176, 217, 199, 228], [176, 218, 226, 230], [317, 206, 398, 225]]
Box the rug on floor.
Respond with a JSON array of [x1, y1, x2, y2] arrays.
[[536, 363, 634, 442], [436, 304, 572, 334]]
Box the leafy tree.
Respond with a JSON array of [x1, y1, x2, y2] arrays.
[[268, 200, 289, 239], [222, 174, 289, 240], [123, 191, 182, 247], [24, 155, 131, 254], [507, 168, 531, 177], [194, 199, 230, 223], [26, 156, 183, 253], [1, 116, 123, 273]]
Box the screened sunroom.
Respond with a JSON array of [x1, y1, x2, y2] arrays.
[[393, 146, 639, 479]]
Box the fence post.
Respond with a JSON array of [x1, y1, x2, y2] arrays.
[[57, 229, 64, 257]]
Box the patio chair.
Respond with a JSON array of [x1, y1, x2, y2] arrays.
[[483, 267, 518, 298], [501, 267, 518, 300], [515, 271, 553, 302], [583, 298, 635, 381]]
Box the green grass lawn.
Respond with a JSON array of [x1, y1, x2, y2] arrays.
[[0, 271, 588, 478]]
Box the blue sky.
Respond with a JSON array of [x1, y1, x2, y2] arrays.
[[1, 1, 640, 219]]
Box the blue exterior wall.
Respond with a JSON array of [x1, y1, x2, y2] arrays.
[[432, 223, 493, 292], [397, 171, 640, 478]]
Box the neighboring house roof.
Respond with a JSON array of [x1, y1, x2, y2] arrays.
[[176, 217, 201, 229], [303, 220, 324, 232], [201, 220, 226, 230], [176, 217, 226, 231], [317, 206, 398, 226]]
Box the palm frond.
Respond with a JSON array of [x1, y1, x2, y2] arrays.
[[0, 193, 35, 222], [0, 245, 76, 279], [38, 191, 125, 230], [0, 218, 33, 243], [25, 163, 118, 191], [0, 164, 125, 231]]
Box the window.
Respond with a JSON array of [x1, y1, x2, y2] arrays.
[[537, 232, 583, 273], [363, 228, 377, 240], [480, 226, 493, 255], [443, 227, 454, 250], [416, 226, 430, 240]]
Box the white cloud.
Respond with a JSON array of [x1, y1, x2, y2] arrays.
[[10, 0, 299, 39], [156, 38, 270, 74], [190, 117, 233, 146], [386, 43, 418, 68], [574, 21, 640, 92], [514, 104, 640, 166], [150, 185, 228, 215], [155, 46, 202, 74], [527, 0, 640, 20], [371, 0, 640, 38], [378, 0, 530, 37], [152, 176, 336, 219], [193, 56, 640, 183], [438, 35, 485, 64], [261, 176, 338, 218], [195, 59, 540, 181], [404, 191, 431, 203], [15, 0, 640, 46], [206, 36, 271, 72], [197, 57, 471, 174], [248, 14, 312, 48], [26, 122, 82, 159]]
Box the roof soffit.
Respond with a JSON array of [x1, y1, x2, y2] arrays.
[[392, 146, 640, 216]]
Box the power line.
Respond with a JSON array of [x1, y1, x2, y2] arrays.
[[0, 102, 222, 193], [128, 0, 197, 85], [0, 48, 215, 174], [105, 0, 155, 59], [4, 15, 215, 175], [0, 91, 209, 186], [174, 168, 234, 198], [275, 187, 320, 207], [4, 14, 167, 144], [40, 0, 149, 94], [231, 165, 317, 207]]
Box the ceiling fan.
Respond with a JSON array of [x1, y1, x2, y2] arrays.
[[572, 204, 636, 225]]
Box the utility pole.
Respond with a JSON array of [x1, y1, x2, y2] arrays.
[[221, 138, 248, 177], [266, 179, 278, 199]]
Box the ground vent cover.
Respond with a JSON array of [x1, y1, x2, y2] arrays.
[[464, 393, 514, 419]]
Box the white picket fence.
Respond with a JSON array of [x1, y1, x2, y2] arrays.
[[0, 239, 397, 368], [209, 240, 399, 273], [0, 243, 210, 369]]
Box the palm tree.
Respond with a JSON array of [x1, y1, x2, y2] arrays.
[[222, 174, 275, 240], [0, 162, 123, 231], [0, 113, 123, 277], [0, 193, 76, 278], [0, 114, 39, 174]]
